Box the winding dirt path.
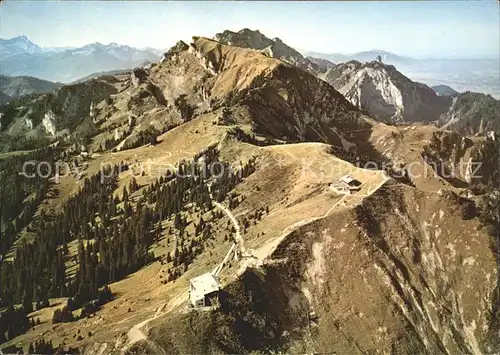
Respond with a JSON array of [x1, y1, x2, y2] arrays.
[[213, 201, 247, 255], [123, 289, 188, 353], [122, 303, 165, 353], [122, 170, 388, 353]]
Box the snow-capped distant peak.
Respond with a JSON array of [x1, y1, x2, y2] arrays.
[[0, 35, 43, 57]]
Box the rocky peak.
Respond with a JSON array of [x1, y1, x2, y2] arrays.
[[0, 35, 44, 58], [214, 28, 271, 49], [166, 41, 189, 56], [325, 60, 451, 124], [213, 28, 332, 76], [239, 28, 261, 35], [322, 60, 498, 137], [432, 84, 459, 97], [161, 40, 189, 64]]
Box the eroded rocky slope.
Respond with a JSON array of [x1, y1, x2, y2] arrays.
[[325, 60, 452, 124], [0, 77, 121, 151], [325, 61, 499, 137], [265, 182, 498, 354]]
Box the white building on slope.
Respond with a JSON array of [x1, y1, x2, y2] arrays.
[[189, 273, 222, 308]]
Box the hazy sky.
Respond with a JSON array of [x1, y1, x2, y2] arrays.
[[1, 1, 499, 59]]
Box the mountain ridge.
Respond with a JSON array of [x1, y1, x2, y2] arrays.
[[0, 35, 44, 58], [325, 59, 452, 124], [0, 75, 62, 102], [326, 59, 499, 134], [305, 50, 500, 98], [213, 28, 333, 77], [213, 29, 499, 135]]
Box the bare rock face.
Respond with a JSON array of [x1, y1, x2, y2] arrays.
[[325, 61, 499, 138], [422, 130, 500, 189], [131, 67, 148, 87], [326, 60, 452, 124], [306, 56, 336, 70], [0, 78, 118, 143], [42, 110, 56, 136], [432, 84, 459, 97], [439, 92, 500, 136]]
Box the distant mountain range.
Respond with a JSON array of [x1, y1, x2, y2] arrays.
[[0, 36, 162, 83], [303, 49, 411, 65], [71, 69, 132, 84], [0, 35, 44, 57]]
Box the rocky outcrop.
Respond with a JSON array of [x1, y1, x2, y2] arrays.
[[0, 78, 118, 147], [131, 67, 148, 87], [42, 110, 56, 136], [325, 60, 451, 124], [439, 92, 500, 135], [161, 40, 189, 63], [422, 130, 500, 189], [324, 61, 499, 137]]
